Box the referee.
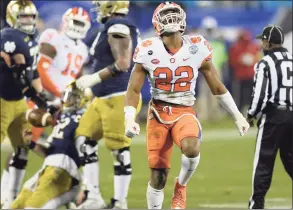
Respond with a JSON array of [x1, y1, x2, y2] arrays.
[[247, 25, 293, 209]]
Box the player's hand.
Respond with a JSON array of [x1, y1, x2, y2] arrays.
[[125, 119, 140, 138], [76, 75, 98, 90], [234, 113, 250, 136]]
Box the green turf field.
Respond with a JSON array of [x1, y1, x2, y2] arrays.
[[1, 120, 292, 209]]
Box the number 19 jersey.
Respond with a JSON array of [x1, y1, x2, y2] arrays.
[[38, 29, 89, 92], [134, 35, 212, 106]]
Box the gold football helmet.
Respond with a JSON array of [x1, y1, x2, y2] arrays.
[[61, 82, 91, 112], [6, 0, 38, 34], [92, 1, 130, 23]]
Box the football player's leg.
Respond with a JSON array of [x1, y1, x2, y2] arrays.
[[0, 98, 13, 143], [24, 166, 77, 209], [171, 114, 202, 209], [75, 98, 105, 208], [146, 112, 173, 209], [4, 121, 31, 208], [107, 147, 132, 208], [101, 95, 142, 208], [0, 99, 16, 206], [10, 170, 40, 209], [0, 152, 12, 206], [3, 99, 33, 208]]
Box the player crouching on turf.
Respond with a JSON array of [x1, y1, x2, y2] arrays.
[[10, 83, 90, 209]]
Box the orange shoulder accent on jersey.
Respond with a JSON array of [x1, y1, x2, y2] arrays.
[[190, 36, 202, 44], [201, 53, 213, 66], [37, 54, 61, 97], [204, 39, 213, 52], [133, 47, 140, 61], [141, 39, 153, 47]]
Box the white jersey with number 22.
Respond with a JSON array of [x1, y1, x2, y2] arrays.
[[133, 35, 213, 106]]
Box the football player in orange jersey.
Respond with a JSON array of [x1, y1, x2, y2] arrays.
[[124, 2, 250, 209]]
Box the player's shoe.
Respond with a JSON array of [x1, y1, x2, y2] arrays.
[[76, 191, 106, 209], [107, 198, 128, 209], [171, 177, 186, 209]]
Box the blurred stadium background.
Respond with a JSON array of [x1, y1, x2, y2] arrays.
[[1, 0, 292, 209]]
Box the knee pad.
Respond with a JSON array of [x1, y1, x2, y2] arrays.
[[112, 147, 132, 175], [9, 147, 28, 170], [76, 136, 98, 166]]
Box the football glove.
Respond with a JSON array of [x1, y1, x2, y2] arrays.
[[125, 119, 140, 138], [234, 113, 250, 136], [76, 73, 101, 90], [124, 106, 140, 138]]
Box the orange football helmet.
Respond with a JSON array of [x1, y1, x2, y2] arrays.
[[62, 7, 91, 40], [152, 2, 186, 36]]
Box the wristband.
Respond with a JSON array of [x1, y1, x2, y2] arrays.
[[108, 63, 122, 77], [216, 91, 242, 120], [124, 106, 137, 121], [91, 72, 102, 85]]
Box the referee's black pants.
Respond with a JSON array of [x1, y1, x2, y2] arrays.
[[248, 109, 293, 209]]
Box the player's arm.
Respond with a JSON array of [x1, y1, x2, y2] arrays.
[[124, 63, 146, 138], [199, 60, 249, 136], [108, 28, 132, 72], [75, 24, 132, 90], [125, 63, 146, 109], [12, 53, 42, 92], [12, 53, 48, 108], [37, 43, 62, 97]]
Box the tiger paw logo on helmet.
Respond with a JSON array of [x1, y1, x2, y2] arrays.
[[152, 2, 186, 36], [61, 7, 91, 40]]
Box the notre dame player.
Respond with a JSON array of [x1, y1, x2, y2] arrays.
[[0, 0, 50, 207], [10, 83, 89, 209], [75, 1, 141, 208]]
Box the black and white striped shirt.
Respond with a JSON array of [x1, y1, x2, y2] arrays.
[[248, 47, 293, 118]]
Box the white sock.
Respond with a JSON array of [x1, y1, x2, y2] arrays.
[[114, 175, 131, 201], [83, 161, 100, 194], [1, 169, 9, 203], [178, 153, 200, 186], [147, 182, 164, 209], [7, 167, 26, 198]]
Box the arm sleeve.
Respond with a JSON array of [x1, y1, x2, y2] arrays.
[[247, 61, 269, 118]]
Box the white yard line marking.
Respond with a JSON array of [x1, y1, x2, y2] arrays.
[[1, 129, 258, 151]]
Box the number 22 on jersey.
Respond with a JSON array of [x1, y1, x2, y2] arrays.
[[153, 66, 194, 92]]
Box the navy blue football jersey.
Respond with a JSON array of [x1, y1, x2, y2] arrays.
[[0, 27, 39, 100], [90, 17, 139, 97], [47, 110, 83, 168]]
